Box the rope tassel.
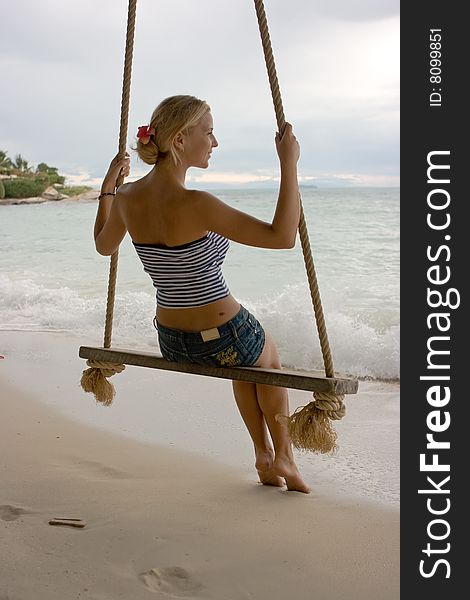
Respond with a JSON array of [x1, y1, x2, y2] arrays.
[[277, 392, 346, 454], [80, 360, 126, 406]]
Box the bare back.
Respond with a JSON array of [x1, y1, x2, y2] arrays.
[[119, 174, 204, 245], [118, 174, 241, 331]]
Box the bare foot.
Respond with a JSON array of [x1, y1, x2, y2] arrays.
[[273, 456, 310, 494], [255, 449, 285, 488], [257, 469, 285, 487]]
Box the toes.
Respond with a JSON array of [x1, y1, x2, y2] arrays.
[[285, 478, 311, 494]]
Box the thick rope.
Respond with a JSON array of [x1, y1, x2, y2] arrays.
[[253, 0, 345, 452], [104, 0, 137, 349], [81, 0, 137, 403]]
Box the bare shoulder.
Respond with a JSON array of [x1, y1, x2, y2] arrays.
[[188, 189, 223, 211], [114, 181, 141, 213], [188, 189, 215, 200], [116, 181, 136, 200]]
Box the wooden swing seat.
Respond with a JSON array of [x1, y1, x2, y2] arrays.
[[79, 346, 359, 395]]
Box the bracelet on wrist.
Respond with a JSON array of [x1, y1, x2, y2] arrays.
[[98, 192, 116, 200]]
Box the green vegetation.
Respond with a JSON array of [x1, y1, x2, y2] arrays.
[[55, 185, 93, 197], [2, 178, 49, 198], [0, 150, 14, 172], [0, 149, 92, 199]]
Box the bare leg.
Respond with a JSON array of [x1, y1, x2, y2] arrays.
[[232, 380, 284, 487], [253, 332, 310, 494]]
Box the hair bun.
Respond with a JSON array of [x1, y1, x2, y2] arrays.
[[137, 138, 159, 165]]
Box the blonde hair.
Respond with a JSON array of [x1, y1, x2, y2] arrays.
[[135, 95, 210, 166]]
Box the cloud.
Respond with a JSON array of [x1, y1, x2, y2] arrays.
[[0, 0, 399, 187], [283, 0, 399, 22]]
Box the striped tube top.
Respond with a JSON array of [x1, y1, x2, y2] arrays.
[[132, 231, 231, 308]]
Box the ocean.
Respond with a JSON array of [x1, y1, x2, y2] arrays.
[[0, 187, 399, 381]]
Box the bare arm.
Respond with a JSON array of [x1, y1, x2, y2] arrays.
[[192, 123, 300, 249], [94, 154, 130, 256]]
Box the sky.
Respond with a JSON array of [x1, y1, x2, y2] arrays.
[[1, 0, 399, 188]]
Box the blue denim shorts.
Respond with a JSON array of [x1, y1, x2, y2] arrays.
[[155, 305, 266, 367]]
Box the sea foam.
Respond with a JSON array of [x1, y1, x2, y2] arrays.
[[0, 275, 398, 380]]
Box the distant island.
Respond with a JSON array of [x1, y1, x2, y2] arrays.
[[0, 149, 94, 205]]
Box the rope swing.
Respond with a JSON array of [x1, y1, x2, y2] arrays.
[[80, 0, 354, 454]]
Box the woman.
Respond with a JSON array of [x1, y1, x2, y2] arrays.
[[94, 95, 309, 493]]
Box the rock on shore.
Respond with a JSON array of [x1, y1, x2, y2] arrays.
[[0, 187, 99, 206]]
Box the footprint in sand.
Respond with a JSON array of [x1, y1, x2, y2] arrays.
[[0, 505, 30, 521], [140, 566, 203, 597], [55, 457, 128, 480]]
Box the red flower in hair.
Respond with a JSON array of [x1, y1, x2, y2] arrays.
[[137, 125, 155, 145]]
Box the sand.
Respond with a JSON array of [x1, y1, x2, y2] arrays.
[[0, 331, 399, 599]]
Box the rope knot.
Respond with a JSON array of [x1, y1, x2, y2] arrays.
[[86, 359, 125, 378], [80, 360, 126, 406], [313, 391, 346, 420]]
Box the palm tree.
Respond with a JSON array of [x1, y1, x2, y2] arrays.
[[13, 154, 31, 173], [0, 150, 13, 170]]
